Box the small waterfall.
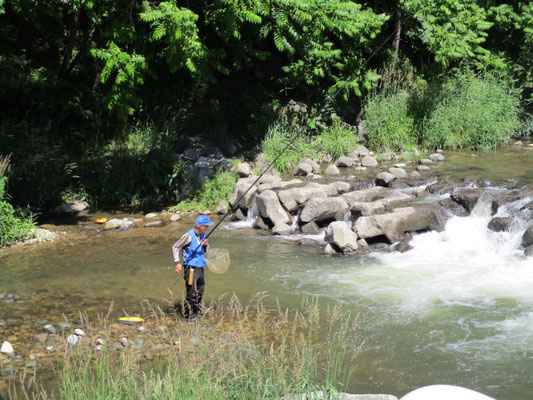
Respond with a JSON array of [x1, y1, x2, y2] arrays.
[[247, 199, 259, 224], [291, 210, 301, 233]]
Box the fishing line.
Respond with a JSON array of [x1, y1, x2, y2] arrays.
[[170, 3, 425, 287]]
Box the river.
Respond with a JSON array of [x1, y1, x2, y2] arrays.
[[1, 144, 533, 399]]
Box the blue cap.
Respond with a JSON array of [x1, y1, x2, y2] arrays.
[[195, 215, 214, 226]]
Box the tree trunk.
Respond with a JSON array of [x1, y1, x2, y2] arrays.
[[392, 11, 401, 63], [58, 10, 80, 80]]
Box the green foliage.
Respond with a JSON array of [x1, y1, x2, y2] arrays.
[[261, 122, 315, 175], [170, 169, 238, 212], [364, 91, 416, 152], [0, 156, 36, 247], [314, 121, 359, 160], [422, 71, 522, 150]]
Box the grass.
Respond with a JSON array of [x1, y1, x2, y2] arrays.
[[169, 168, 238, 212], [3, 295, 360, 400], [0, 155, 36, 247], [422, 71, 522, 150], [314, 121, 359, 160]]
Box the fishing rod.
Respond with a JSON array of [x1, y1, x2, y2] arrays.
[[170, 3, 425, 286]]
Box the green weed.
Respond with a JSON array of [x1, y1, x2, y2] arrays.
[[314, 121, 359, 160], [422, 71, 522, 150]]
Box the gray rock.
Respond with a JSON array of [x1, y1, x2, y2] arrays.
[[361, 155, 378, 168], [409, 171, 422, 180], [230, 177, 258, 209], [427, 181, 457, 195], [183, 147, 198, 161], [74, 328, 85, 337], [231, 209, 247, 221], [66, 335, 79, 347], [420, 158, 434, 165], [323, 243, 337, 254], [341, 187, 388, 206], [1, 341, 14, 355], [43, 324, 56, 334], [253, 216, 271, 230], [302, 158, 321, 173], [278, 186, 327, 213], [354, 205, 447, 243], [34, 334, 48, 343], [394, 240, 412, 253], [525, 245, 533, 257], [335, 156, 355, 168], [104, 218, 123, 230], [354, 145, 370, 157], [416, 165, 430, 171], [521, 201, 533, 211], [450, 188, 483, 213], [300, 197, 349, 223], [301, 221, 320, 235], [216, 201, 228, 215], [328, 181, 352, 195], [119, 219, 133, 231], [256, 190, 290, 226], [54, 201, 89, 215], [144, 221, 164, 228], [170, 214, 182, 222], [514, 140, 523, 146], [325, 222, 359, 253], [491, 188, 533, 214], [388, 167, 408, 179], [293, 162, 313, 176], [354, 166, 367, 172], [145, 213, 158, 219], [523, 225, 533, 247], [95, 338, 105, 346], [439, 198, 468, 217], [234, 162, 251, 178], [394, 163, 407, 168], [258, 178, 303, 193], [325, 165, 340, 175], [273, 223, 292, 236], [429, 153, 446, 162], [376, 172, 395, 187], [350, 201, 388, 217], [488, 217, 512, 232]]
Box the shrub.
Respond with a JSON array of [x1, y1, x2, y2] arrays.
[[0, 155, 36, 246], [363, 91, 416, 152], [170, 168, 238, 212], [422, 71, 522, 150], [314, 121, 359, 160]]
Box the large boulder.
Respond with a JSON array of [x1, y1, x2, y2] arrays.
[[54, 201, 89, 215], [426, 181, 457, 195], [376, 172, 395, 187], [293, 162, 313, 176], [388, 167, 408, 179], [342, 187, 389, 207], [335, 156, 355, 168], [230, 178, 258, 209], [278, 186, 328, 212], [523, 225, 533, 247], [491, 188, 533, 214], [300, 197, 349, 223], [325, 165, 340, 175], [193, 156, 231, 182], [439, 198, 468, 217], [256, 190, 290, 226], [488, 217, 512, 232], [302, 158, 321, 173], [354, 205, 447, 243], [450, 188, 483, 214], [361, 155, 378, 168], [328, 181, 352, 195], [301, 221, 321, 235], [350, 201, 388, 217], [429, 153, 446, 162], [234, 162, 251, 177], [325, 222, 359, 253], [258, 178, 303, 193], [353, 145, 370, 157], [273, 223, 292, 236]]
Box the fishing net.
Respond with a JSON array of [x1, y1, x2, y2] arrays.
[[205, 248, 230, 274]]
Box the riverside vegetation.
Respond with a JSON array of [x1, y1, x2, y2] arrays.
[[2, 296, 359, 400]]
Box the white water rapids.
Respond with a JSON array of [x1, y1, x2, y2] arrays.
[[224, 188, 533, 399]]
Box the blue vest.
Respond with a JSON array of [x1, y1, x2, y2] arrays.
[[183, 229, 206, 267]]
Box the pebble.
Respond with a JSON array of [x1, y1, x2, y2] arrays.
[[145, 213, 158, 219], [66, 334, 79, 346], [74, 328, 85, 337], [144, 221, 164, 228], [170, 214, 181, 222], [45, 345, 55, 353], [120, 337, 129, 347], [1, 341, 14, 355], [95, 338, 105, 346], [43, 324, 56, 334], [417, 165, 430, 171], [137, 326, 145, 333]]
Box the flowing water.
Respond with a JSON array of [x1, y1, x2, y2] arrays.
[[2, 144, 533, 399]]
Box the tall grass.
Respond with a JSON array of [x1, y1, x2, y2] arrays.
[[422, 71, 522, 150], [6, 295, 359, 400], [364, 91, 416, 152], [314, 122, 359, 160], [261, 122, 315, 174], [0, 155, 36, 246]]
